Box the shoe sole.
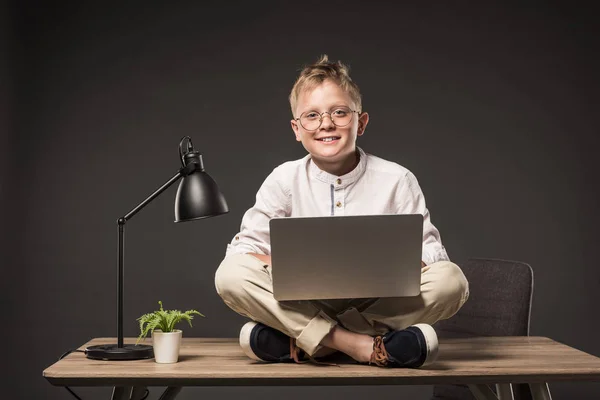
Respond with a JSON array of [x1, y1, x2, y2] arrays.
[[239, 321, 263, 361], [413, 323, 439, 367]]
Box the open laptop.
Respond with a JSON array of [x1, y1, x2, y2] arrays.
[[269, 214, 423, 301]]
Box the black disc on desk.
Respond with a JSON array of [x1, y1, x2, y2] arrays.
[[85, 344, 154, 360]]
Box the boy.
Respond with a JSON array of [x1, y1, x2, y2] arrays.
[[215, 55, 469, 368]]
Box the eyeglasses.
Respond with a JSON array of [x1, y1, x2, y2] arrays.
[[295, 106, 360, 131]]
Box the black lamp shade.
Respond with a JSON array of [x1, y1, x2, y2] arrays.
[[175, 170, 229, 222]]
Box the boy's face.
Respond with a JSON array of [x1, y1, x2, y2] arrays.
[[291, 80, 369, 168]]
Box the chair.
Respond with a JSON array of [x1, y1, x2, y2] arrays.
[[431, 258, 536, 400]]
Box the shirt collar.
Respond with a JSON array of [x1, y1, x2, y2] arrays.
[[308, 147, 367, 185]]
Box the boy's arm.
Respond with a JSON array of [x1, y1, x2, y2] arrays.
[[227, 167, 290, 260], [398, 172, 450, 266]]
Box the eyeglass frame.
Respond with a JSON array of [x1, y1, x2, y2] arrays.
[[294, 107, 362, 131]]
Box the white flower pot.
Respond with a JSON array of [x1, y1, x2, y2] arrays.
[[152, 330, 182, 363]]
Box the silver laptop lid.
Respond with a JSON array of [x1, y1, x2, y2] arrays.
[[270, 214, 423, 301]]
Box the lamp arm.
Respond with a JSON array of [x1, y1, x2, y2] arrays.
[[121, 170, 184, 223], [115, 169, 183, 348]]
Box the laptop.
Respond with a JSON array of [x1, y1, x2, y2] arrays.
[[269, 214, 423, 301]]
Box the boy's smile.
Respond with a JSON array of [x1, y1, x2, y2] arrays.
[[291, 79, 369, 176], [315, 135, 340, 143]]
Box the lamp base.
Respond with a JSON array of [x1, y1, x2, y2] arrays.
[[85, 344, 154, 360]]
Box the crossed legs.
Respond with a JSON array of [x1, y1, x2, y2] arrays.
[[214, 253, 469, 360]]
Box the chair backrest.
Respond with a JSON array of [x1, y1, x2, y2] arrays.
[[431, 258, 534, 400]]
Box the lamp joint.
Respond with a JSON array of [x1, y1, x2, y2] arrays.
[[179, 162, 201, 177]]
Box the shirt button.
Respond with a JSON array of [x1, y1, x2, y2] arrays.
[[336, 178, 342, 185], [235, 236, 239, 240], [336, 201, 342, 208]]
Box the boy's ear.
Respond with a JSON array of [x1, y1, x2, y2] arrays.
[[291, 119, 302, 141], [357, 112, 369, 136]]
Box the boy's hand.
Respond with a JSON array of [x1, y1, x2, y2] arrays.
[[248, 253, 271, 266]]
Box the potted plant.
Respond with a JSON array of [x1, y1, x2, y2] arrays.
[[136, 301, 204, 363]]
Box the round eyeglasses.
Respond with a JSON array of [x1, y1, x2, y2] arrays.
[[295, 107, 360, 131]]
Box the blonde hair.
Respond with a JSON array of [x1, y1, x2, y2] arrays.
[[289, 55, 362, 117]]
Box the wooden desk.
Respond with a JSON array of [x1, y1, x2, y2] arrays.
[[44, 336, 600, 400]]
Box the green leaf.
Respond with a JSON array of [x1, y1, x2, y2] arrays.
[[135, 301, 205, 343]]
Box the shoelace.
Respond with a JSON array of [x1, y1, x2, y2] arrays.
[[289, 338, 340, 367], [369, 336, 389, 367]]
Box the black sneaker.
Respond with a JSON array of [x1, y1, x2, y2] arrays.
[[239, 321, 305, 362], [370, 323, 439, 368]]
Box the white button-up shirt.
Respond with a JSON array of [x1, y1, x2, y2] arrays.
[[226, 147, 450, 265]]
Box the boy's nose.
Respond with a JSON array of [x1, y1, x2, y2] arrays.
[[320, 114, 335, 130]]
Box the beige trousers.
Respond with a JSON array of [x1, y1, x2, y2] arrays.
[[215, 253, 469, 356]]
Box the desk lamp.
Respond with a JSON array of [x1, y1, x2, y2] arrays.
[[85, 136, 229, 360]]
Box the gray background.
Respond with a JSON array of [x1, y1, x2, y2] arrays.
[[4, 1, 599, 399]]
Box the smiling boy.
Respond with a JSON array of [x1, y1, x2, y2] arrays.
[[215, 55, 469, 367]]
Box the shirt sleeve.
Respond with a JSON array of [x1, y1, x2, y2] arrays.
[[397, 171, 450, 265], [225, 167, 291, 257]]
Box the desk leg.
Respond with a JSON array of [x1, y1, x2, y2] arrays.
[[529, 383, 553, 400], [467, 384, 515, 400], [130, 387, 148, 400], [496, 384, 515, 400], [158, 387, 182, 400], [111, 386, 132, 400]]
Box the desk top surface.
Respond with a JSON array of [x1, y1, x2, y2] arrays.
[[43, 336, 600, 386]]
